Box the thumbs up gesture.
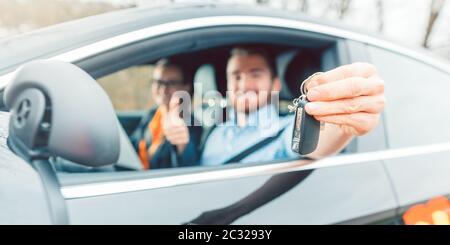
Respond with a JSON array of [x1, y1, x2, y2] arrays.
[[162, 95, 190, 154]]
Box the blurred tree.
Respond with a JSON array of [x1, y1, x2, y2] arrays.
[[256, 0, 270, 4], [325, 0, 352, 20], [0, 0, 130, 33], [298, 0, 309, 13], [376, 0, 384, 32], [423, 0, 446, 48]]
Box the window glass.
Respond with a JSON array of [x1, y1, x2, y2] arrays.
[[368, 46, 450, 148], [97, 65, 154, 111]]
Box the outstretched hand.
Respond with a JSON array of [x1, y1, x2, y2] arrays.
[[304, 62, 386, 136]]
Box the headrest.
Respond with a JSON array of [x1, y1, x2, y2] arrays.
[[283, 50, 322, 98], [4, 60, 120, 167]]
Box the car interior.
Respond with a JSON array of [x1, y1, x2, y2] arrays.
[[117, 44, 324, 134]]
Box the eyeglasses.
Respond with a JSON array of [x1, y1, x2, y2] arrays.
[[152, 79, 184, 88]]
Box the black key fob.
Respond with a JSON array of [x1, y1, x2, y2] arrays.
[[291, 99, 320, 155]]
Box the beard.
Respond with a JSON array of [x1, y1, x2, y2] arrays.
[[232, 90, 271, 114]]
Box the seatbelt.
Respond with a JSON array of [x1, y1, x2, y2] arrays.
[[170, 145, 179, 168], [199, 125, 217, 156], [224, 126, 288, 164]]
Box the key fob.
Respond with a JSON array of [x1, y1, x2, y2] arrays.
[[291, 99, 320, 155]]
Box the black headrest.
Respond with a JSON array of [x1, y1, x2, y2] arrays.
[[283, 50, 322, 98], [4, 60, 120, 167]]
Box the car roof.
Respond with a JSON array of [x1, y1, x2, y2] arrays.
[[0, 3, 386, 75], [2, 2, 450, 81]]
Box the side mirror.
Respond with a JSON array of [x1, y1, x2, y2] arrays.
[[4, 60, 120, 166]]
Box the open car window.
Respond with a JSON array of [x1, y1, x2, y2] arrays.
[[62, 42, 346, 173], [98, 65, 155, 112]]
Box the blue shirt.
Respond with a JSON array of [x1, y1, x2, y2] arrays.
[[200, 104, 302, 166]]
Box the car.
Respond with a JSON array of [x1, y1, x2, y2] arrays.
[[1, 3, 450, 225]]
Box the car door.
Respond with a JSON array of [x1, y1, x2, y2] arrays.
[[41, 17, 398, 225], [0, 113, 53, 224], [367, 45, 450, 222]]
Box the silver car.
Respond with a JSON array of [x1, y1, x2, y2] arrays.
[[1, 3, 450, 225]]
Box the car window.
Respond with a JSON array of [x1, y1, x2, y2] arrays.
[[97, 65, 155, 112], [368, 45, 450, 149], [81, 39, 377, 174]]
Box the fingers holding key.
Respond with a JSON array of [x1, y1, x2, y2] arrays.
[[305, 94, 386, 116], [314, 112, 381, 136], [307, 75, 384, 102], [306, 62, 378, 91], [301, 62, 386, 137]]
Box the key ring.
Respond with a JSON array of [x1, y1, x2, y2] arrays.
[[289, 72, 324, 112], [300, 72, 324, 96], [292, 95, 306, 106]]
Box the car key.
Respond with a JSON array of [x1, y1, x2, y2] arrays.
[[288, 72, 323, 155]]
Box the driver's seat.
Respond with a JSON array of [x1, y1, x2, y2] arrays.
[[282, 49, 322, 99], [277, 49, 322, 115]]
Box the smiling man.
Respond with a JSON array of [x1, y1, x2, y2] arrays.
[[200, 46, 385, 165]]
